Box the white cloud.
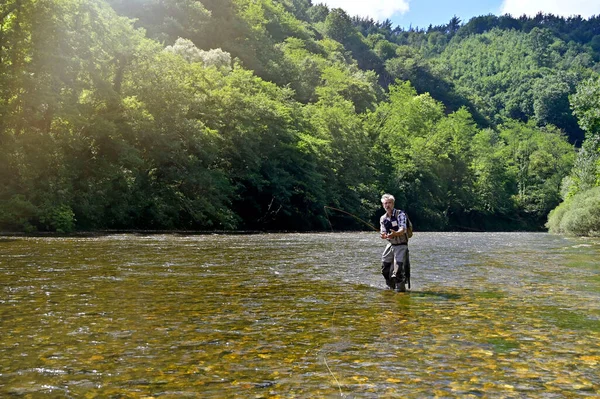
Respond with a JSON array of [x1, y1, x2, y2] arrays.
[[315, 0, 410, 21], [500, 0, 600, 19]]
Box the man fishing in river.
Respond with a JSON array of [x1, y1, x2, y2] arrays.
[[379, 193, 410, 292]]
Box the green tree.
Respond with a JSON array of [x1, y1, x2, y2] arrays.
[[0, 0, 146, 231], [560, 137, 600, 199], [317, 64, 381, 113], [303, 94, 375, 227], [323, 8, 354, 43], [279, 37, 331, 103], [370, 81, 480, 229], [470, 128, 515, 217], [187, 65, 325, 230], [571, 75, 600, 137], [533, 72, 580, 138], [107, 0, 211, 44], [436, 27, 590, 142], [306, 3, 328, 23], [499, 121, 574, 223]]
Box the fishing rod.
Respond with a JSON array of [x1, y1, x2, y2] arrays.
[[324, 206, 379, 232]]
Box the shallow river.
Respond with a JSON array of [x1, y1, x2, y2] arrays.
[[1, 232, 599, 398]]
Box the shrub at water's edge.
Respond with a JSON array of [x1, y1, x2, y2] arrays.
[[547, 187, 600, 237]]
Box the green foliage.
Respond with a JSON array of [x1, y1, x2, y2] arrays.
[[571, 76, 600, 136], [324, 8, 354, 43], [306, 3, 328, 23], [317, 64, 381, 113], [302, 93, 375, 225], [370, 82, 480, 229], [372, 37, 397, 61], [498, 121, 574, 220], [39, 204, 76, 233], [279, 37, 325, 102], [164, 38, 232, 70], [107, 0, 211, 44], [436, 28, 587, 142], [533, 72, 579, 133], [470, 129, 514, 215], [322, 8, 384, 75], [561, 137, 600, 199], [0, 0, 584, 233], [0, 196, 38, 232], [547, 186, 600, 236]]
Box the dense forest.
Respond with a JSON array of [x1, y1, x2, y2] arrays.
[[1, 0, 599, 235]]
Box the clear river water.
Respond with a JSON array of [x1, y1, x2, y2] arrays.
[[1, 232, 599, 398]]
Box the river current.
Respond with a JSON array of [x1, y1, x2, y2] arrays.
[[1, 232, 599, 397]]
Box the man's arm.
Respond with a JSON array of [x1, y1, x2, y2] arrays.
[[380, 217, 388, 239]]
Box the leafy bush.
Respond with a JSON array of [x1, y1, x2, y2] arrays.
[[0, 196, 38, 232], [547, 186, 600, 236], [39, 204, 76, 233]]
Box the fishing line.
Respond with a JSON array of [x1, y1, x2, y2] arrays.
[[323, 353, 344, 397], [324, 206, 378, 232], [320, 205, 377, 397], [320, 306, 345, 397]]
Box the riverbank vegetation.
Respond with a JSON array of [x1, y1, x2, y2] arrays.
[[1, 0, 599, 235], [547, 77, 600, 237]]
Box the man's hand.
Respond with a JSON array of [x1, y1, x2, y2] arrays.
[[381, 230, 396, 240], [383, 229, 405, 239]]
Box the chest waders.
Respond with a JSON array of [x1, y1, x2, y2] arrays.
[[382, 209, 410, 292]]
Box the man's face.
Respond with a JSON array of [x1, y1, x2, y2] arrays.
[[382, 199, 394, 213]]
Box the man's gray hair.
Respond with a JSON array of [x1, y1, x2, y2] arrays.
[[381, 193, 395, 203]]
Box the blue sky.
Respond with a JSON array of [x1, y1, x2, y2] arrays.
[[391, 0, 502, 30], [315, 0, 600, 30]]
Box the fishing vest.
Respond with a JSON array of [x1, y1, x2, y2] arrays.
[[382, 209, 408, 245]]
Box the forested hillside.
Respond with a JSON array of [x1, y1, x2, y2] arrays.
[[1, 0, 599, 234]]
